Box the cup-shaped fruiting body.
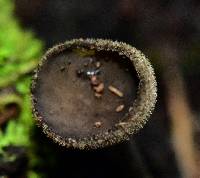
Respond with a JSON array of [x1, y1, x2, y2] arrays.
[[31, 39, 157, 150]]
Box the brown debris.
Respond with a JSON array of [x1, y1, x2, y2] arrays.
[[0, 104, 19, 126], [115, 104, 125, 112], [76, 69, 84, 77], [68, 60, 71, 65], [108, 85, 123, 97], [128, 107, 133, 112], [93, 83, 104, 93], [60, 66, 65, 71], [90, 76, 100, 86], [96, 61, 101, 68], [115, 122, 127, 127], [90, 76, 103, 97], [83, 62, 88, 67], [94, 92, 102, 98], [94, 121, 102, 128]]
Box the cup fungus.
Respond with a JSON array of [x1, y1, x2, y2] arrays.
[[31, 39, 157, 149]]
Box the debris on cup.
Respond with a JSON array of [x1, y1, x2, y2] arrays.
[[94, 121, 102, 128], [115, 104, 125, 112], [108, 85, 123, 97]]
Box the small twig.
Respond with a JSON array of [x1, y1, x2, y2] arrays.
[[108, 85, 123, 97]]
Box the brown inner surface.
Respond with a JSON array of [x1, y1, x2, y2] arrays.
[[33, 49, 138, 139]]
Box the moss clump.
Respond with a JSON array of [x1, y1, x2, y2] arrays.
[[0, 0, 43, 177], [0, 0, 43, 88]]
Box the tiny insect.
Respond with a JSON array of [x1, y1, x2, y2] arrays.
[[86, 69, 100, 76]]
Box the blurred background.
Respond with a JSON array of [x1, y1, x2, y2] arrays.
[[0, 0, 200, 177]]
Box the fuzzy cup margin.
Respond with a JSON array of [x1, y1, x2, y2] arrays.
[[31, 39, 157, 150]]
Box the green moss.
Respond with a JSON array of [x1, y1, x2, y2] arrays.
[[0, 0, 43, 88], [0, 0, 43, 176], [0, 79, 33, 147]]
